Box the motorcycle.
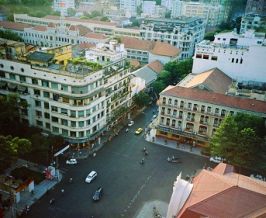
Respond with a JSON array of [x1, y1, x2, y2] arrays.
[[167, 156, 182, 163]]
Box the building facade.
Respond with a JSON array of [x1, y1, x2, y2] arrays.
[[156, 86, 266, 147], [0, 39, 132, 144], [119, 0, 137, 17], [192, 30, 266, 82], [245, 0, 266, 16], [240, 14, 266, 34], [140, 17, 205, 59]]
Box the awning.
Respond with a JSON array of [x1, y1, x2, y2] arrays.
[[7, 83, 17, 90], [0, 81, 7, 88], [17, 85, 27, 92]]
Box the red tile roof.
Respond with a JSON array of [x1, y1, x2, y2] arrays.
[[121, 36, 179, 57], [147, 60, 163, 73], [161, 86, 266, 114], [84, 32, 107, 39], [151, 41, 180, 57], [32, 25, 47, 31], [182, 186, 266, 218], [177, 163, 266, 218], [0, 21, 31, 31]]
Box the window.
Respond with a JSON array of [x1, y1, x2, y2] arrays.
[[52, 116, 58, 123], [42, 80, 49, 87], [78, 111, 84, 118], [62, 129, 68, 136], [46, 123, 50, 129], [211, 56, 218, 61], [203, 55, 209, 59], [70, 131, 76, 137], [9, 74, 16, 80], [61, 108, 68, 115], [37, 120, 43, 127], [36, 110, 42, 117], [71, 121, 76, 127], [207, 106, 211, 113], [44, 102, 49, 109], [61, 119, 68, 126], [0, 70, 5, 78], [168, 98, 172, 105], [69, 110, 76, 118], [10, 66, 14, 70], [79, 131, 84, 137], [35, 100, 41, 107], [215, 108, 219, 114], [32, 78, 38, 85], [196, 54, 202, 58], [174, 100, 178, 106], [231, 58, 234, 63], [34, 89, 40, 96], [79, 121, 84, 127], [52, 126, 59, 134], [61, 84, 68, 91], [44, 112, 50, 119], [43, 91, 50, 98], [20, 75, 26, 82], [51, 82, 58, 90], [51, 106, 58, 112]]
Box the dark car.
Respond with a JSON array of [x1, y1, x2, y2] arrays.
[[93, 187, 103, 201]]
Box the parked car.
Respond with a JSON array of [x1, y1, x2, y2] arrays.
[[128, 120, 134, 126], [135, 128, 143, 135], [66, 159, 77, 165], [85, 171, 97, 183], [152, 114, 157, 119], [209, 156, 224, 163], [93, 187, 103, 201]]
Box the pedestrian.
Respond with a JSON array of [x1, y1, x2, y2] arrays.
[[61, 189, 64, 194]]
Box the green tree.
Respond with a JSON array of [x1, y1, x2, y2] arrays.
[[209, 114, 266, 172], [133, 91, 150, 108], [100, 16, 110, 22], [67, 8, 76, 17], [151, 80, 165, 94], [0, 30, 22, 41]]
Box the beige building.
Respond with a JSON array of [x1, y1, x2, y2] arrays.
[[156, 86, 266, 147]]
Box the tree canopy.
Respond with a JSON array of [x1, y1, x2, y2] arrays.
[[0, 30, 22, 41], [151, 59, 193, 95], [209, 113, 266, 173], [133, 91, 150, 108]]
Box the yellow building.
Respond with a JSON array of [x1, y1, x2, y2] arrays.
[[45, 44, 72, 66]]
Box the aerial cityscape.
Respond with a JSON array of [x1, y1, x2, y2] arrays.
[[0, 0, 265, 217]]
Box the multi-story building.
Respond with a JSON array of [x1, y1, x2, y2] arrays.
[[0, 38, 131, 145], [142, 1, 156, 17], [171, 1, 227, 28], [140, 17, 205, 59], [245, 0, 266, 16], [119, 0, 137, 17], [13, 14, 141, 38], [121, 36, 180, 64], [192, 30, 266, 82], [156, 85, 266, 147], [53, 0, 75, 16], [0, 21, 108, 48], [240, 14, 266, 34]]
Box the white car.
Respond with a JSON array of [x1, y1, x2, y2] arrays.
[[209, 156, 224, 163], [85, 171, 97, 183], [152, 114, 157, 119], [128, 120, 134, 127], [66, 159, 77, 165]]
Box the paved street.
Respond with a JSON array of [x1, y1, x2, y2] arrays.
[[26, 106, 209, 218]]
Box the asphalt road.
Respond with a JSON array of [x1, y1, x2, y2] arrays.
[[27, 105, 209, 218]]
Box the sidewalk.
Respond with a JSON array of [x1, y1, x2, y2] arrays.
[[145, 128, 205, 157], [3, 159, 62, 218]]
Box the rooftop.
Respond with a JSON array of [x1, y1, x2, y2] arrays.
[[177, 163, 266, 218], [147, 60, 163, 73], [161, 86, 266, 114], [27, 51, 54, 63], [178, 68, 232, 94], [121, 36, 180, 57], [0, 21, 32, 31]]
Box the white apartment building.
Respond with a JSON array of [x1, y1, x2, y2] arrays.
[[14, 14, 141, 38], [240, 14, 266, 34], [13, 14, 204, 59], [0, 21, 108, 48], [192, 30, 266, 82], [142, 1, 156, 17], [140, 17, 205, 59], [53, 0, 75, 16], [85, 40, 127, 63], [171, 1, 225, 27], [0, 39, 131, 144], [120, 0, 137, 17]]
